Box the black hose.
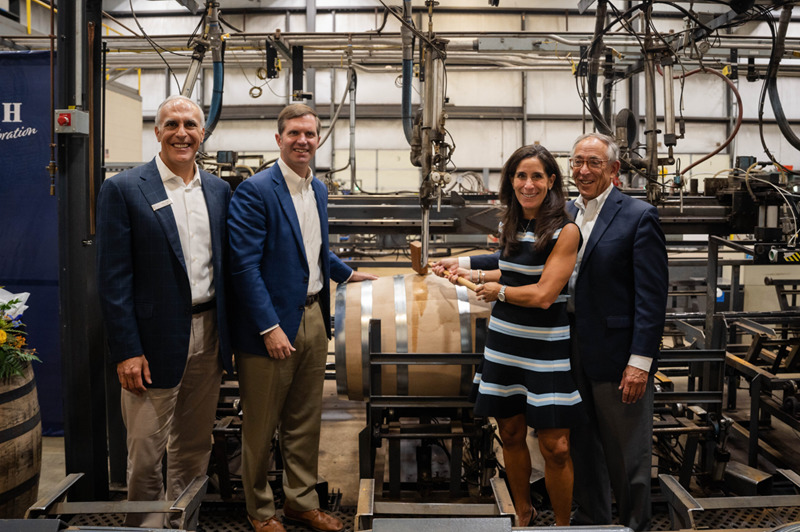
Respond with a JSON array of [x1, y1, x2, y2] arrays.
[[586, 0, 612, 135], [766, 5, 800, 152]]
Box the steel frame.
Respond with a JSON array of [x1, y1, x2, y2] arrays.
[[24, 473, 208, 530]]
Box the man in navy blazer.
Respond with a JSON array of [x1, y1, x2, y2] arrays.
[[435, 133, 667, 531], [563, 133, 667, 532], [228, 104, 375, 532], [96, 95, 232, 527]]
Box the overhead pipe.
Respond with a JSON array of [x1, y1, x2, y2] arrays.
[[204, 3, 224, 140], [349, 68, 357, 192], [178, 2, 225, 140], [401, 0, 414, 144], [643, 49, 660, 201], [318, 66, 354, 149], [46, 31, 798, 55], [204, 54, 224, 140], [654, 63, 744, 178], [677, 68, 743, 178], [662, 56, 676, 148], [47, 0, 56, 195]]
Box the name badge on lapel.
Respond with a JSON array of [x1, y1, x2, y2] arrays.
[[151, 198, 173, 211]]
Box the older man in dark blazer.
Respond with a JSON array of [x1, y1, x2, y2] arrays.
[[96, 95, 232, 528], [436, 133, 667, 532], [564, 133, 667, 532], [228, 104, 375, 532]]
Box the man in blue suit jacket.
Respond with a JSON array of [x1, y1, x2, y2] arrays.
[[228, 104, 376, 532], [96, 95, 232, 528], [564, 133, 667, 532], [436, 133, 667, 531]]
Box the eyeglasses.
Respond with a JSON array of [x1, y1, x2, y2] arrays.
[[569, 157, 608, 170]]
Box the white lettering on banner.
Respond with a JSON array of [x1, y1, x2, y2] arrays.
[[2, 102, 22, 123], [0, 102, 39, 142], [0, 126, 38, 140]]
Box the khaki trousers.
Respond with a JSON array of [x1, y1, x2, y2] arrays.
[[238, 300, 328, 520], [121, 309, 222, 528]]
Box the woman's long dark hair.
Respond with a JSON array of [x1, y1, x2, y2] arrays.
[[498, 144, 569, 255]]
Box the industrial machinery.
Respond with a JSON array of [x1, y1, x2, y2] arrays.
[[5, 0, 800, 526]]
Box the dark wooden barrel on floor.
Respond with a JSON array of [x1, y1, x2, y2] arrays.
[[0, 363, 42, 518]]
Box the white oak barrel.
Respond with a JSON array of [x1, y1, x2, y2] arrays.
[[0, 363, 42, 518], [334, 273, 492, 401]]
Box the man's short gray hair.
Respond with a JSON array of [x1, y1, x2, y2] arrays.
[[155, 95, 205, 128], [570, 132, 619, 164]]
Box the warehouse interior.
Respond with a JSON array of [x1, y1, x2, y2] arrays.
[[1, 0, 800, 530]]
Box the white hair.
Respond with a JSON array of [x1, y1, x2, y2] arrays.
[[155, 95, 205, 128], [570, 132, 619, 164]]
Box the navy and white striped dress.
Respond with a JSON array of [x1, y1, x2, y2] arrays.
[[473, 219, 583, 428]]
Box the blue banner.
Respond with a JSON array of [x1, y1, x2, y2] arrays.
[[0, 50, 62, 435]]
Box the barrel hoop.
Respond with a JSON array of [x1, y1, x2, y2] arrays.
[[0, 471, 40, 506], [456, 285, 472, 354], [334, 283, 348, 398], [0, 377, 36, 405], [392, 275, 409, 396], [456, 286, 474, 395], [0, 410, 41, 443], [360, 280, 374, 400]]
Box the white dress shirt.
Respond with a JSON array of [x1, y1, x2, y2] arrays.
[[156, 155, 214, 305], [573, 182, 614, 266], [261, 160, 353, 337], [278, 158, 324, 296]]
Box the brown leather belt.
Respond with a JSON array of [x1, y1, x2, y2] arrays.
[[304, 292, 320, 307]]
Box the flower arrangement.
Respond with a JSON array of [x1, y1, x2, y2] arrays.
[[0, 288, 40, 380]]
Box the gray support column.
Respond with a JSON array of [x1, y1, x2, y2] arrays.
[[285, 11, 291, 105], [329, 11, 336, 171], [306, 0, 316, 106]]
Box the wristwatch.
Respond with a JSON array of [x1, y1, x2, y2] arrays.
[[498, 285, 507, 302]]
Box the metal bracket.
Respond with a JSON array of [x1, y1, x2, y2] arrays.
[[25, 473, 208, 531]]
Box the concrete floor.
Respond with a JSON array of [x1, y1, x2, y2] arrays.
[[317, 377, 368, 507], [37, 378, 546, 506], [40, 435, 66, 498], [35, 367, 800, 531], [38, 377, 367, 506]]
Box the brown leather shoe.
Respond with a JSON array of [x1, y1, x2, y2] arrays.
[[282, 506, 344, 532], [248, 514, 286, 532]]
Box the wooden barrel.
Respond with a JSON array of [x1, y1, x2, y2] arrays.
[[0, 363, 42, 518], [334, 273, 492, 401]]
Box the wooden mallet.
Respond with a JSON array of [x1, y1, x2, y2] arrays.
[[409, 241, 480, 291]]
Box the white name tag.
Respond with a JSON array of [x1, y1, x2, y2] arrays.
[[151, 198, 173, 211]]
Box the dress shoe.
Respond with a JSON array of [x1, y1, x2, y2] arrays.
[[282, 505, 344, 532], [516, 508, 537, 527], [248, 514, 286, 532]]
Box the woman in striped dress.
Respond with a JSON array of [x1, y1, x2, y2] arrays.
[[457, 145, 582, 527]]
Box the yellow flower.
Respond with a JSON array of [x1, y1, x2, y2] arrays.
[[0, 329, 6, 344]]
